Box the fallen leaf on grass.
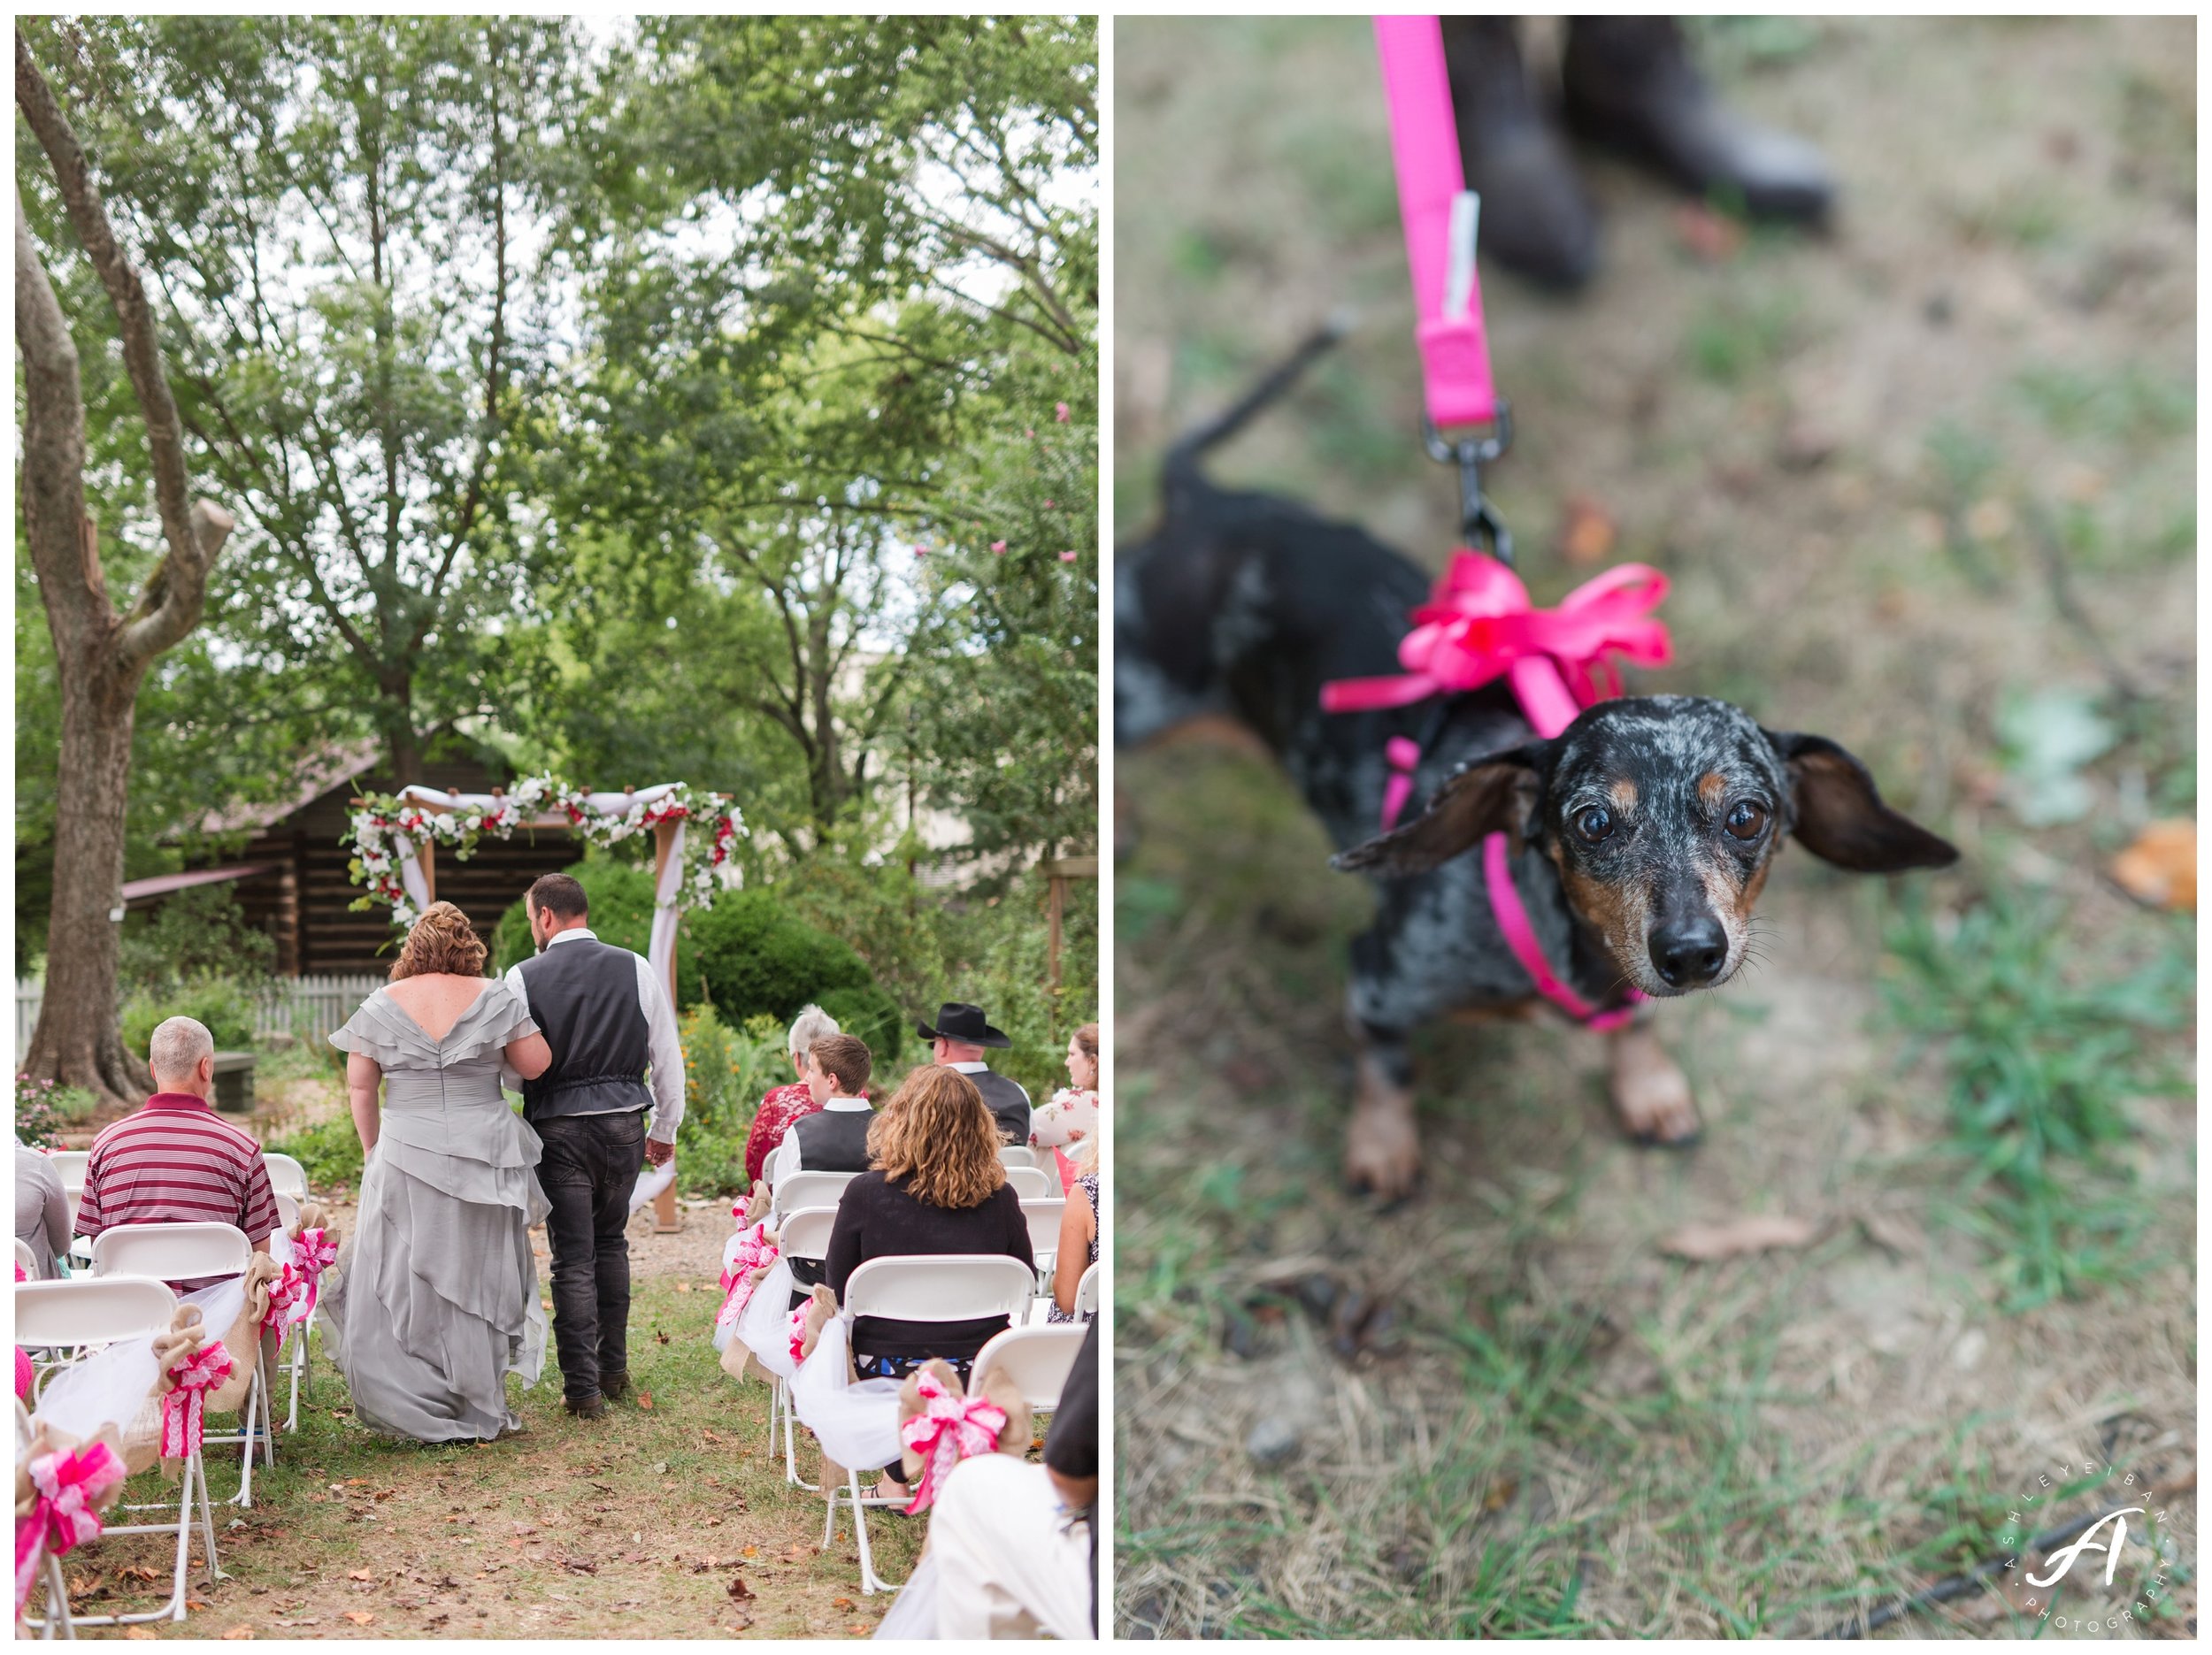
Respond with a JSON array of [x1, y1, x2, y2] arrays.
[[122, 1628, 157, 1640], [342, 1611, 375, 1626], [188, 1598, 211, 1611], [563, 1558, 598, 1575], [1555, 496, 1617, 567], [778, 1544, 810, 1563], [673, 1279, 695, 1292], [2110, 820, 2195, 911], [347, 1570, 373, 1582], [221, 1627, 255, 1641], [833, 1597, 855, 1610], [1659, 1214, 1818, 1261], [701, 1427, 721, 1444], [373, 1488, 396, 1502], [654, 1330, 671, 1345], [847, 1625, 872, 1635], [637, 1390, 655, 1411], [741, 1545, 758, 1559], [726, 1576, 756, 1602]]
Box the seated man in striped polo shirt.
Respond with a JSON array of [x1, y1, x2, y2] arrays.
[[74, 1015, 281, 1291]]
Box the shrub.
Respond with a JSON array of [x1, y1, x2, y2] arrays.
[[117, 885, 276, 993], [490, 862, 903, 1067], [265, 1113, 365, 1194], [14, 1073, 96, 1148], [119, 972, 257, 1057], [674, 1003, 790, 1198]]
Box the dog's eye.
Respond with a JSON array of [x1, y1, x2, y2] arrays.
[[1575, 806, 1614, 844], [1725, 801, 1769, 840]]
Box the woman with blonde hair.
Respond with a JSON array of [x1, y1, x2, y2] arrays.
[[826, 1063, 1034, 1497], [321, 900, 554, 1441]]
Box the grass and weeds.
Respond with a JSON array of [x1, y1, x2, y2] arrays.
[[65, 1276, 916, 1639]]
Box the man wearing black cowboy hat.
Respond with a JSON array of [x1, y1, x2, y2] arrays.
[[917, 1002, 1031, 1145]]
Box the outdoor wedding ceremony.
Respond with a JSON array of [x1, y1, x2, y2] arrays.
[[14, 13, 1100, 1642]]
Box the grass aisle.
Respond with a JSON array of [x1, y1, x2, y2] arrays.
[[64, 1276, 920, 1639]]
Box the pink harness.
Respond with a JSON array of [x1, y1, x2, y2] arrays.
[[1326, 18, 1676, 1032]]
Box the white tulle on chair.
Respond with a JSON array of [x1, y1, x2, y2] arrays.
[[35, 1276, 250, 1448]]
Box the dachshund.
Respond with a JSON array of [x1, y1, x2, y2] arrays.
[[1117, 326, 1957, 1197]]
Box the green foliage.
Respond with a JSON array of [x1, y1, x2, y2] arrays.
[[116, 885, 276, 993], [119, 973, 257, 1057], [672, 1003, 788, 1197], [1880, 880, 2193, 1309], [488, 860, 657, 974], [15, 1074, 98, 1148], [266, 1113, 366, 1194]]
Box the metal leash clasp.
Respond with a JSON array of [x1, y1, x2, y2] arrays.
[[1422, 400, 1514, 566]]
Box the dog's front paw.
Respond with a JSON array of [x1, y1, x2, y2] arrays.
[[1609, 1025, 1701, 1147], [1345, 1060, 1421, 1199]]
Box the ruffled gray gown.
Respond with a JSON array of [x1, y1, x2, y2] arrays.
[[322, 983, 550, 1441]]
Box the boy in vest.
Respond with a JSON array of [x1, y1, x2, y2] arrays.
[[506, 873, 684, 1420], [764, 1032, 873, 1300]]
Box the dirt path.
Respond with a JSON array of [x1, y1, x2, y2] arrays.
[[1114, 14, 2194, 1640], [58, 1200, 919, 1639]]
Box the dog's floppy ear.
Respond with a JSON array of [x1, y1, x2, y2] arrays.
[[1763, 730, 1959, 872], [1333, 745, 1543, 877]]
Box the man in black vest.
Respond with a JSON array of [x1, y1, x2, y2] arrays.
[[917, 1002, 1030, 1145], [505, 873, 685, 1420]]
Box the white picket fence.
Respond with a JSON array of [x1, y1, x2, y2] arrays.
[[16, 973, 385, 1057]]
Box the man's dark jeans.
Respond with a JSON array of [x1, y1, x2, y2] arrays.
[[534, 1110, 647, 1403]]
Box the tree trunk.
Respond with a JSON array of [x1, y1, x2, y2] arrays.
[[26, 634, 152, 1101], [17, 39, 234, 1107]]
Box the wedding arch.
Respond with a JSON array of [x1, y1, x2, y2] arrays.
[[343, 777, 745, 997]]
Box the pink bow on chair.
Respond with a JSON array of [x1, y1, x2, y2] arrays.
[[157, 1341, 234, 1466], [715, 1222, 780, 1331], [1321, 550, 1671, 733], [896, 1368, 1009, 1515], [290, 1227, 337, 1319], [14, 1439, 126, 1616]]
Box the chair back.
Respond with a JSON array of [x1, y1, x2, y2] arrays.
[[47, 1152, 88, 1193], [776, 1207, 839, 1267], [997, 1145, 1039, 1171], [1004, 1165, 1051, 1199], [263, 1153, 310, 1199], [91, 1222, 251, 1284], [841, 1255, 1035, 1329], [1075, 1260, 1100, 1318], [773, 1169, 857, 1219], [969, 1324, 1087, 1412], [1019, 1197, 1067, 1259], [274, 1192, 301, 1233], [14, 1276, 179, 1347], [13, 1237, 38, 1280]]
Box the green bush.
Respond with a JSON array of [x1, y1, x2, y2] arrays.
[[117, 885, 276, 993], [119, 972, 257, 1057], [490, 862, 903, 1068], [265, 1112, 365, 1194], [674, 1003, 791, 1198]]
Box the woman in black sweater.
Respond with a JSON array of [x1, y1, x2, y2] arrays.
[[826, 1063, 1034, 1378]]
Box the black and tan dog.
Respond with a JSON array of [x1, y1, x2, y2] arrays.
[[1118, 328, 1957, 1197]]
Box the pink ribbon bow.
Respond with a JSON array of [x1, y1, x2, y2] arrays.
[[715, 1222, 780, 1331], [158, 1341, 234, 1464], [15, 1439, 127, 1615], [1322, 550, 1671, 730], [786, 1306, 811, 1367], [897, 1368, 1010, 1515], [291, 1228, 337, 1319]]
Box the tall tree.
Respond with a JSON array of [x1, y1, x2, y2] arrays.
[[16, 32, 234, 1102], [22, 17, 588, 784]]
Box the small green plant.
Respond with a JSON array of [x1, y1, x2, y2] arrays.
[[119, 972, 257, 1055], [672, 1003, 788, 1198], [265, 1113, 365, 1193], [1880, 880, 2192, 1309], [14, 1073, 96, 1147]]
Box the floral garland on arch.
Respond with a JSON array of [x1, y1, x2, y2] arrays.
[[344, 777, 746, 929]]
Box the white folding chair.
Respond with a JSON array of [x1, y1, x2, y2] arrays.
[[14, 1397, 73, 1638], [50, 1151, 88, 1230], [969, 1322, 1087, 1421], [1003, 1164, 1051, 1199], [15, 1235, 40, 1279], [90, 1222, 273, 1508], [998, 1145, 1039, 1171], [261, 1153, 309, 1200], [828, 1254, 1037, 1595], [768, 1207, 840, 1491], [1074, 1260, 1101, 1320], [265, 1197, 312, 1431], [16, 1276, 224, 1628], [772, 1169, 856, 1220], [1020, 1197, 1066, 1290]]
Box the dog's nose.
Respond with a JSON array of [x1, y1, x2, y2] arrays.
[[1648, 918, 1727, 988]]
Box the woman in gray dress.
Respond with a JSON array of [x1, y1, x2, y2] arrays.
[[324, 901, 555, 1441]]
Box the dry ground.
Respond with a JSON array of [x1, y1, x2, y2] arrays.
[[50, 1149, 919, 1638], [1114, 15, 2194, 1639]]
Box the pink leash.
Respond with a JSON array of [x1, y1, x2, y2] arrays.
[[1333, 17, 1667, 1031]]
